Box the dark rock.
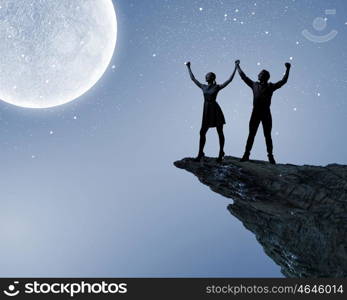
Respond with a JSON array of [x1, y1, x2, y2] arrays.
[[174, 156, 347, 277]]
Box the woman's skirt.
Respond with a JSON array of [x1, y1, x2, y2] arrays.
[[201, 101, 226, 128]]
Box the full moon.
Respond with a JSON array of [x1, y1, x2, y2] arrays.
[[0, 0, 117, 108]]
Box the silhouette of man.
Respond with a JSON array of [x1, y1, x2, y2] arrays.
[[235, 60, 291, 164]]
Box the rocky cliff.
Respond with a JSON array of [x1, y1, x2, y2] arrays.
[[174, 156, 347, 278]]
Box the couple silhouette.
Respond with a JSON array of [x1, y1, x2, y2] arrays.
[[186, 60, 291, 164]]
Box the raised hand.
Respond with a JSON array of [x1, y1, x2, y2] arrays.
[[185, 61, 191, 68], [285, 62, 291, 69], [235, 60, 240, 65]]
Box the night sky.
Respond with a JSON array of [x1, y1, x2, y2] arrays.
[[0, 0, 346, 277]]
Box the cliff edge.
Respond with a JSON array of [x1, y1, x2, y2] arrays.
[[174, 156, 347, 277]]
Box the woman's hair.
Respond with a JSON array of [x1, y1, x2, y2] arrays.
[[206, 72, 216, 84]]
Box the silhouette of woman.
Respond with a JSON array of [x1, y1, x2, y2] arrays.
[[186, 61, 237, 162]]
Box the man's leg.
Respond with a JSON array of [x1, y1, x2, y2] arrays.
[[241, 111, 261, 161], [262, 112, 276, 164]]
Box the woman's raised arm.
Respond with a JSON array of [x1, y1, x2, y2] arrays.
[[185, 62, 203, 88], [219, 64, 237, 90]]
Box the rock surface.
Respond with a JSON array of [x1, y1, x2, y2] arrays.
[[174, 156, 347, 278]]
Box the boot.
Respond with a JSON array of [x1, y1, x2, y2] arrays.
[[240, 152, 250, 162], [268, 154, 276, 165], [216, 150, 225, 163], [193, 152, 205, 162]]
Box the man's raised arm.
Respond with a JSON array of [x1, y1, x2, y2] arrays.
[[272, 62, 291, 91], [235, 60, 254, 88]]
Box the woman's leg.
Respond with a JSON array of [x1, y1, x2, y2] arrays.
[[216, 125, 225, 162], [216, 125, 225, 154], [197, 126, 209, 158]]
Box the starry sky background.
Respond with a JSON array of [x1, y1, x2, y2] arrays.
[[0, 0, 346, 277]]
